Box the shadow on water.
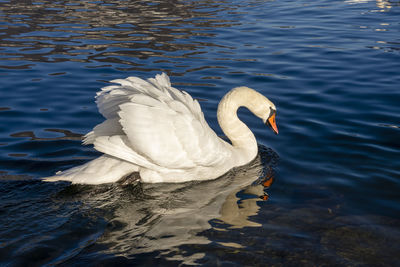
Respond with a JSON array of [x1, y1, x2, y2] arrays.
[[0, 146, 278, 266]]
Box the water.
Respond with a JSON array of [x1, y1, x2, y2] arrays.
[[0, 0, 399, 265]]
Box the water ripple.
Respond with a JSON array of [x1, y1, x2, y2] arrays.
[[0, 0, 399, 265]]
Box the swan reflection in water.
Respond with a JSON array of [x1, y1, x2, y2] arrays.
[[59, 146, 278, 262]]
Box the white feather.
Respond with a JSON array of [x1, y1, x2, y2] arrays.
[[83, 118, 122, 145]]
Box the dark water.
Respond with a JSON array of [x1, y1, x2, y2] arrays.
[[1, 0, 399, 265]]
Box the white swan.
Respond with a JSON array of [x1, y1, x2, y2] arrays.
[[43, 73, 278, 184]]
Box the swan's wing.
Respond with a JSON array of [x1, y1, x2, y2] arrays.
[[94, 73, 202, 120], [87, 73, 231, 170], [83, 73, 200, 144]]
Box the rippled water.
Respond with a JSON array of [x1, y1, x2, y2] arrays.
[[1, 0, 399, 265]]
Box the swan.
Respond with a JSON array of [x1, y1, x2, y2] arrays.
[[43, 73, 278, 184]]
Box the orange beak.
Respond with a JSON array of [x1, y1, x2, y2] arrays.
[[267, 113, 278, 135]]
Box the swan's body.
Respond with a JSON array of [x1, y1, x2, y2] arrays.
[[43, 73, 277, 184]]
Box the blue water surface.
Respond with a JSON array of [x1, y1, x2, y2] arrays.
[[0, 0, 399, 265]]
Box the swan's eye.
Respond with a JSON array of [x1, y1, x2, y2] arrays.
[[268, 107, 276, 117]]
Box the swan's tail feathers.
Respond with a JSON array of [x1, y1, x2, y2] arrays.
[[42, 155, 139, 185], [42, 175, 67, 183]]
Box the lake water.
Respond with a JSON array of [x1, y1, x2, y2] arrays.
[[1, 0, 399, 265]]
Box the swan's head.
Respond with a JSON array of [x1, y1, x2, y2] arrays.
[[252, 98, 278, 135], [219, 86, 279, 135], [240, 87, 278, 135]]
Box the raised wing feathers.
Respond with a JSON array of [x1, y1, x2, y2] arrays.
[[85, 73, 230, 171]]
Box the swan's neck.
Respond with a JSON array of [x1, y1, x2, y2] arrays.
[[217, 87, 260, 164]]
